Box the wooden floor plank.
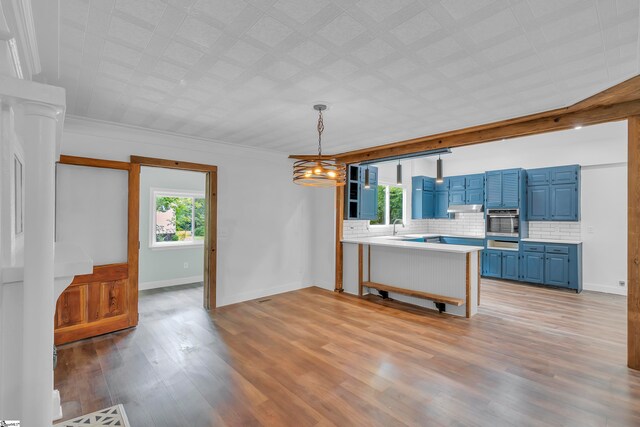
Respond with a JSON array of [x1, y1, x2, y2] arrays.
[[55, 281, 640, 426]]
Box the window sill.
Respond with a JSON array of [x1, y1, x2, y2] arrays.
[[149, 242, 204, 251]]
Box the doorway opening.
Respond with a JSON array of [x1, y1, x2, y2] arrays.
[[138, 166, 207, 316]]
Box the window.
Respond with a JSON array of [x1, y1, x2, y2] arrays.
[[370, 184, 405, 226], [151, 189, 205, 248]]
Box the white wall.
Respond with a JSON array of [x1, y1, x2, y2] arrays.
[[60, 117, 325, 306], [138, 166, 205, 290]]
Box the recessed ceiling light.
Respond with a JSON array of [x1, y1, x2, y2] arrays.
[[179, 79, 187, 86], [574, 125, 582, 130]]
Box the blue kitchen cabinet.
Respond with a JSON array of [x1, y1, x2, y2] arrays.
[[434, 191, 449, 218], [545, 253, 570, 287], [412, 176, 435, 219], [550, 184, 577, 221], [521, 251, 545, 284], [526, 165, 579, 221], [440, 237, 484, 246], [449, 176, 466, 191], [466, 174, 484, 190], [483, 250, 503, 278], [466, 188, 484, 204], [449, 191, 465, 205], [527, 185, 550, 220], [358, 166, 378, 220], [485, 169, 521, 209], [501, 252, 519, 280], [519, 242, 582, 292], [422, 189, 435, 218], [485, 171, 502, 208]]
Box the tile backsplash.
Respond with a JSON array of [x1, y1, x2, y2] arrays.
[[343, 215, 582, 242], [528, 221, 582, 241]]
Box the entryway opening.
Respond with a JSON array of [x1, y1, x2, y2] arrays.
[[138, 166, 207, 316]]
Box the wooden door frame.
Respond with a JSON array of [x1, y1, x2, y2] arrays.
[[56, 155, 140, 343], [130, 156, 218, 309], [291, 74, 640, 369]]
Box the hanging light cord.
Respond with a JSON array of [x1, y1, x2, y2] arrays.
[[317, 109, 324, 156]]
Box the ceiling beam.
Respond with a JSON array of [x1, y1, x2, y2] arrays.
[[289, 74, 640, 165]]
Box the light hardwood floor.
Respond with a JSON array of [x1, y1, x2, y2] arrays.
[[54, 280, 640, 426]]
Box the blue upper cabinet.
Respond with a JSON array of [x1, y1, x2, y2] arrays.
[[412, 176, 435, 219], [449, 176, 466, 191], [449, 191, 465, 205], [526, 165, 580, 221], [358, 166, 378, 220], [434, 190, 449, 218], [485, 169, 520, 208], [466, 174, 484, 190]]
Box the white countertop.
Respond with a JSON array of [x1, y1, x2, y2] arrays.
[[342, 236, 483, 253], [402, 233, 486, 239], [521, 238, 582, 245]]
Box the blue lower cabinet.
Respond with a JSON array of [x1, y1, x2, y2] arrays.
[[501, 252, 519, 280], [483, 250, 503, 278], [434, 191, 449, 218], [545, 253, 570, 287], [521, 252, 544, 283], [518, 242, 582, 292]]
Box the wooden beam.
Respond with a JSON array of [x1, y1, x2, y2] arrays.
[[363, 281, 465, 306], [130, 155, 217, 172], [335, 99, 640, 164], [59, 155, 131, 170], [629, 116, 640, 370], [205, 170, 218, 309], [335, 185, 344, 292]]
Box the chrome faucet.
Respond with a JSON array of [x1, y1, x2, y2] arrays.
[[392, 219, 404, 236]]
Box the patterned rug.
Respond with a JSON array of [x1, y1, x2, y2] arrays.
[[54, 405, 130, 427]]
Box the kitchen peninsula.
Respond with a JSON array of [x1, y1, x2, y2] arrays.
[[342, 236, 482, 317]]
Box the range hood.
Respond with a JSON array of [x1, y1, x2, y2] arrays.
[[447, 204, 484, 213]]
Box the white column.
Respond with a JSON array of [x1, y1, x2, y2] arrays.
[[21, 101, 58, 426]]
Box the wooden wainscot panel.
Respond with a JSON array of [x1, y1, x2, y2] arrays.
[[100, 280, 128, 319], [55, 286, 86, 329]]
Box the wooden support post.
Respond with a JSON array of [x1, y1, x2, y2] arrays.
[[358, 244, 364, 297], [466, 253, 471, 318], [477, 251, 481, 306], [335, 185, 344, 292], [629, 116, 640, 370]]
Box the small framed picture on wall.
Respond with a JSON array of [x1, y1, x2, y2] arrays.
[[14, 155, 23, 235]]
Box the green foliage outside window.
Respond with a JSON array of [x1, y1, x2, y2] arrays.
[[369, 185, 404, 225], [370, 186, 387, 225], [389, 187, 403, 223], [155, 196, 206, 242]]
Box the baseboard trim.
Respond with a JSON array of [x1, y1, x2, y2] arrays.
[[218, 282, 312, 307], [139, 275, 203, 291], [583, 282, 627, 296]]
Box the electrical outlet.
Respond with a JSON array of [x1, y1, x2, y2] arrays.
[[619, 281, 626, 287], [184, 262, 189, 269], [587, 226, 594, 234]]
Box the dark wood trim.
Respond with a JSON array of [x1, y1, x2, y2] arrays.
[[629, 116, 640, 369], [127, 163, 140, 327], [131, 155, 218, 309], [59, 155, 131, 171], [358, 244, 363, 297], [70, 263, 128, 285], [363, 281, 465, 306], [335, 185, 344, 292], [54, 314, 130, 346], [477, 252, 481, 306], [367, 245, 371, 282], [130, 155, 218, 173], [466, 253, 471, 318]]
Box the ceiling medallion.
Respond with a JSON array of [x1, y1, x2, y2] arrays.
[[293, 104, 346, 187]]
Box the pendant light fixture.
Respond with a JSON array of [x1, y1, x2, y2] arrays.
[[436, 155, 444, 184], [364, 166, 370, 189], [396, 160, 402, 185], [293, 104, 346, 187]]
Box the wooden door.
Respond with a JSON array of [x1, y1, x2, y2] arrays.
[[54, 156, 139, 345]]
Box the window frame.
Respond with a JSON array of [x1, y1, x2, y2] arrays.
[[149, 188, 205, 250], [369, 182, 406, 227]]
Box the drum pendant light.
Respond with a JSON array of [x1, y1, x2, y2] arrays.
[[292, 104, 346, 187]]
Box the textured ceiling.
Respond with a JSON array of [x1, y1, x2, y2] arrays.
[[48, 0, 639, 153]]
